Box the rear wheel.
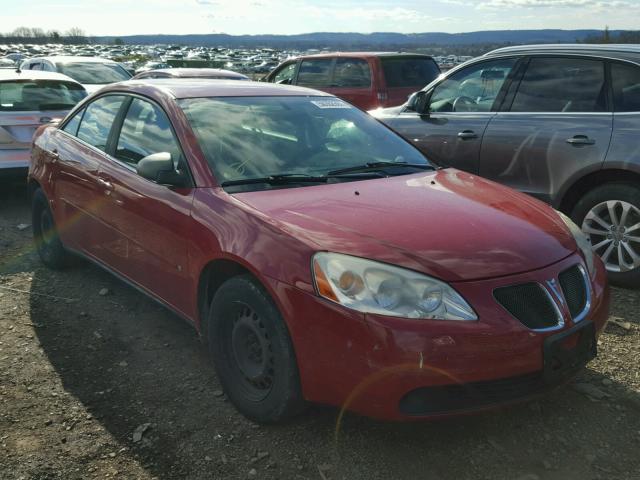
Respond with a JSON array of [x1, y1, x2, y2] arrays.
[[32, 188, 71, 269], [571, 183, 640, 288], [208, 275, 305, 423]]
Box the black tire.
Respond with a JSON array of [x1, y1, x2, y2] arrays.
[[208, 274, 305, 423], [571, 183, 640, 289], [32, 188, 71, 269]]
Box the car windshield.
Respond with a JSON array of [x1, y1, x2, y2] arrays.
[[56, 62, 131, 84], [0, 80, 86, 111], [179, 96, 432, 188], [381, 57, 440, 88]]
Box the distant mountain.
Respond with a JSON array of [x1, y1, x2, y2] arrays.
[[94, 29, 629, 48]]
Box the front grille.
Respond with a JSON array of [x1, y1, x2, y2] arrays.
[[399, 372, 548, 416], [494, 283, 559, 329], [559, 265, 588, 319]]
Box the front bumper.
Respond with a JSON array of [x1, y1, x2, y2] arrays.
[[270, 253, 610, 421]]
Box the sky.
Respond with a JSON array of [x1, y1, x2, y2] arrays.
[[2, 0, 640, 36]]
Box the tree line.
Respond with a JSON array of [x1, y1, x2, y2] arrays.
[[0, 27, 89, 44]]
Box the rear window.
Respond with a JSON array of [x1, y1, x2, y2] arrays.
[[56, 62, 132, 85], [0, 80, 86, 112], [611, 62, 640, 112], [381, 57, 440, 88]]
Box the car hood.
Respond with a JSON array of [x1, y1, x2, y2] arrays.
[[233, 169, 576, 282]]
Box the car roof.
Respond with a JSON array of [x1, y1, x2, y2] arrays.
[[137, 68, 249, 79], [289, 51, 435, 60], [108, 79, 333, 99], [25, 56, 119, 64], [484, 43, 640, 62], [0, 68, 83, 84]]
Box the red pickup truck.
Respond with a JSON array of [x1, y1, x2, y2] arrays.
[[263, 52, 440, 110]]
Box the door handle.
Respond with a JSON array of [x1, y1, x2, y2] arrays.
[[457, 130, 478, 140], [566, 135, 596, 146], [96, 177, 114, 193], [50, 149, 59, 163]]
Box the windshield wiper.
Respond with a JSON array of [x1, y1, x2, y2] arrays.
[[327, 161, 436, 176], [220, 173, 330, 187]]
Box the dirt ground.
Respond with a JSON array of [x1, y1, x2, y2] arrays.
[[1, 180, 639, 480]]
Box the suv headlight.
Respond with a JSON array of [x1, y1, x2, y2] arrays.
[[312, 252, 477, 320], [557, 211, 596, 276]]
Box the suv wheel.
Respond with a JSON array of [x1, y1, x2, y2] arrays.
[[571, 183, 640, 288], [32, 188, 71, 269], [207, 275, 305, 423]]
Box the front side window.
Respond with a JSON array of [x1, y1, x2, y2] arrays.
[[332, 58, 371, 88], [271, 62, 297, 84], [429, 58, 517, 113], [611, 62, 640, 112], [510, 57, 606, 113], [0, 80, 86, 112], [296, 59, 333, 87], [56, 62, 132, 84], [115, 98, 183, 168], [76, 95, 125, 151], [180, 96, 430, 187]]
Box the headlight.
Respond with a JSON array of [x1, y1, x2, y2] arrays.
[[312, 252, 477, 320], [557, 211, 596, 276]]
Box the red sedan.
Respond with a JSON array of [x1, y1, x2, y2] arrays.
[[28, 79, 610, 422]]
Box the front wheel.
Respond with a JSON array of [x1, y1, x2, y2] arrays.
[[571, 183, 640, 288], [32, 188, 71, 269], [208, 275, 305, 423]]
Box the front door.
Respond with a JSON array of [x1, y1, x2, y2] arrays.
[[97, 96, 195, 316], [480, 56, 613, 204], [384, 57, 519, 174]]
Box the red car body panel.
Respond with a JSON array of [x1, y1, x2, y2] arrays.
[[29, 81, 610, 421]]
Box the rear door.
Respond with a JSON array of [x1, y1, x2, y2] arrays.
[[50, 95, 127, 255], [384, 57, 519, 174], [480, 56, 613, 204], [324, 57, 375, 110], [96, 96, 195, 316], [379, 56, 441, 108]]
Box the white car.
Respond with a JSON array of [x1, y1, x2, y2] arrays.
[[0, 69, 86, 178], [20, 56, 131, 94]]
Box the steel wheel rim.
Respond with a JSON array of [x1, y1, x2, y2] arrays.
[[229, 304, 274, 401], [581, 200, 640, 273]]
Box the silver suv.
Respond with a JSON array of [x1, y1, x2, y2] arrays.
[[373, 44, 640, 288]]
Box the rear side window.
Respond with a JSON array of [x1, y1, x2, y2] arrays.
[[611, 62, 640, 112], [297, 59, 333, 87], [115, 98, 183, 169], [62, 107, 84, 136], [511, 57, 606, 112], [0, 80, 86, 112], [332, 58, 371, 88], [381, 57, 440, 88], [76, 95, 125, 151]]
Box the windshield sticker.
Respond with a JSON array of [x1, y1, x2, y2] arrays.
[[310, 99, 352, 109]]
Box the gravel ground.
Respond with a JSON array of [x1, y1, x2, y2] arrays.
[[1, 181, 639, 480]]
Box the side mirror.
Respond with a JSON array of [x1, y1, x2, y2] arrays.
[[406, 91, 429, 114], [136, 152, 187, 187]]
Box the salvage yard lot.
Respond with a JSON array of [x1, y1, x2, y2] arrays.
[[1, 182, 639, 480]]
